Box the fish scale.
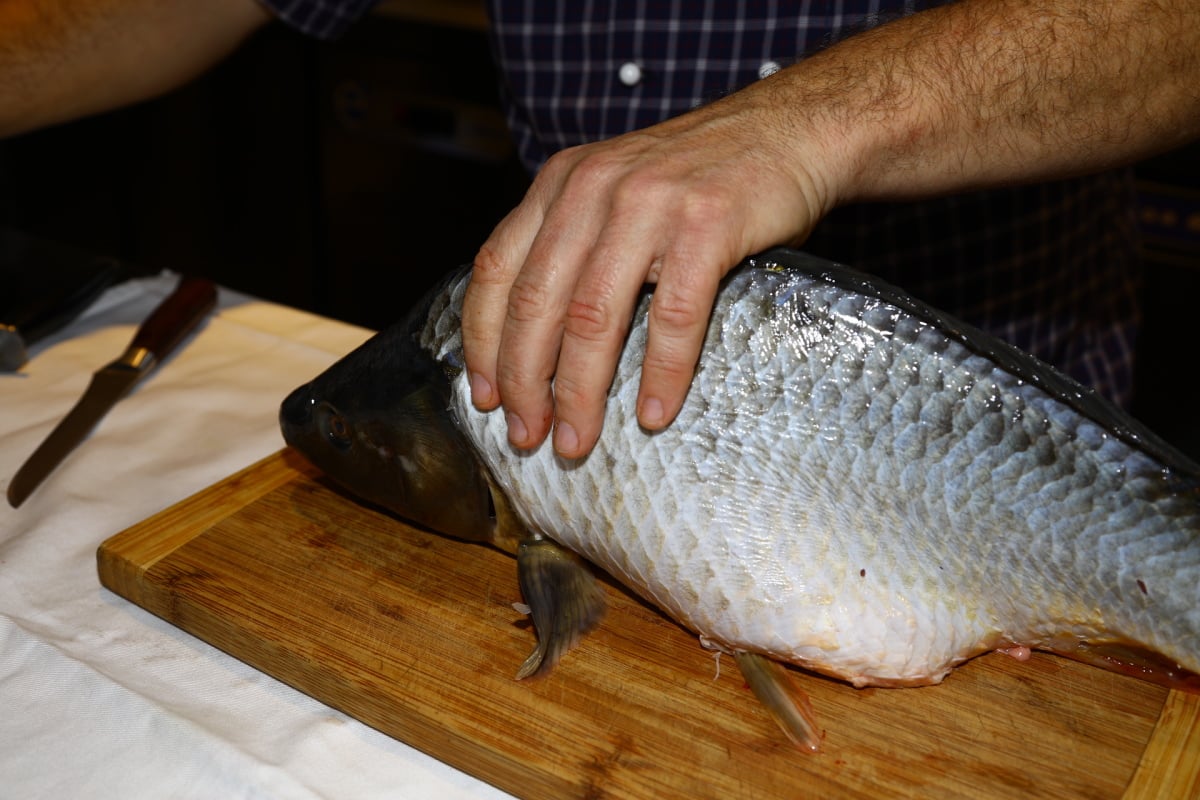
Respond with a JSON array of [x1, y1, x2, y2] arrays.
[[414, 253, 1200, 688]]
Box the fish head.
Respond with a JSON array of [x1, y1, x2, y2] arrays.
[[279, 323, 494, 545]]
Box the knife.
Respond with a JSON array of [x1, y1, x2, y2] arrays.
[[6, 276, 218, 508]]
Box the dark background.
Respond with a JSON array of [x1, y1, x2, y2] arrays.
[[2, 13, 1198, 457], [0, 15, 529, 330]]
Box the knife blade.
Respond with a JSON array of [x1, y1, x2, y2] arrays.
[[6, 275, 218, 508]]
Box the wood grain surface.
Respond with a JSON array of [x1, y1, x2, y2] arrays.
[[97, 449, 1199, 799]]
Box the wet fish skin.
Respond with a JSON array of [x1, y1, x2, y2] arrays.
[[415, 249, 1200, 688], [282, 247, 1200, 698]]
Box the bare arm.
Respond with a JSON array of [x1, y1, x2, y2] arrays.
[[0, 0, 273, 137], [818, 1, 1200, 200], [462, 0, 1200, 458]]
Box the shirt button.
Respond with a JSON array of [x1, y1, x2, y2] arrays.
[[618, 61, 643, 87], [758, 60, 782, 79]]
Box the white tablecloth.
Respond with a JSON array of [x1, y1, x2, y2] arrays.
[[0, 273, 512, 799]]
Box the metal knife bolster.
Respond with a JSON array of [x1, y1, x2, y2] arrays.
[[113, 344, 157, 374]]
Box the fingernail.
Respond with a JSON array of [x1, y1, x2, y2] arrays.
[[554, 420, 578, 456], [506, 411, 528, 445], [640, 396, 664, 428], [470, 371, 493, 407]]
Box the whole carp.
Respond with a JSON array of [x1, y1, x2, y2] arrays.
[[280, 247, 1200, 751]]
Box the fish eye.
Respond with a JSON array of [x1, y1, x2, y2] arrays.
[[317, 403, 353, 450]]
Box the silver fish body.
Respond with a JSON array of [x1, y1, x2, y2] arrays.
[[409, 249, 1200, 688]]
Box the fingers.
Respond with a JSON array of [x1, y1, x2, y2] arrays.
[[462, 196, 544, 413], [461, 101, 823, 459], [548, 215, 659, 457], [466, 150, 609, 450], [637, 250, 723, 431], [549, 171, 734, 453], [473, 209, 723, 459], [500, 151, 661, 453], [480, 147, 712, 458], [464, 148, 742, 458]]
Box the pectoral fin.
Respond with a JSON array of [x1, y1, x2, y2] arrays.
[[515, 536, 607, 679], [734, 651, 823, 752]]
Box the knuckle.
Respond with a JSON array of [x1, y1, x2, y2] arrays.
[[610, 165, 659, 197], [471, 243, 510, 284], [496, 358, 542, 397], [563, 295, 615, 345], [562, 147, 640, 201], [649, 285, 708, 333], [530, 149, 585, 198], [505, 277, 554, 324], [641, 345, 698, 382], [568, 150, 619, 186], [679, 190, 734, 230], [613, 163, 677, 208], [540, 146, 580, 177], [550, 370, 596, 411]]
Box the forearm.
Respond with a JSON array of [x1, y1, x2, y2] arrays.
[[775, 0, 1200, 208], [0, 0, 272, 138]]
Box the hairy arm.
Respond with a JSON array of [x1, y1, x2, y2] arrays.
[[462, 0, 1200, 458], [814, 1, 1200, 202], [0, 0, 272, 137]]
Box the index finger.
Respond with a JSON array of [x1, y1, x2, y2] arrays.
[[462, 203, 541, 412]]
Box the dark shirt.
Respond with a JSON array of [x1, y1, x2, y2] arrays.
[[263, 0, 1143, 407]]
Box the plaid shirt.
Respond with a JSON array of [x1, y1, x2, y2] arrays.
[[265, 0, 1143, 407]]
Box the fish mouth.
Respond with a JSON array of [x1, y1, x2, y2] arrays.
[[280, 383, 315, 437]]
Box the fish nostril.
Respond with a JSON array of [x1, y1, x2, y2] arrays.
[[280, 386, 315, 429]]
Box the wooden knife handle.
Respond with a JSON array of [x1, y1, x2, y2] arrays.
[[129, 276, 219, 362]]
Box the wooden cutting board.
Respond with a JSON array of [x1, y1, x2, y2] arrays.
[[98, 449, 1200, 799]]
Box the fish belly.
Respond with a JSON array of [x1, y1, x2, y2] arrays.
[[432, 266, 1200, 687]]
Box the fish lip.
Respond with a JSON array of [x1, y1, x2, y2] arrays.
[[279, 384, 315, 436]]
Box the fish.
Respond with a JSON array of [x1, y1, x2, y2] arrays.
[[280, 246, 1200, 752]]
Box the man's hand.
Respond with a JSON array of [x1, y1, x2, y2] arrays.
[[462, 88, 834, 458], [462, 0, 1199, 461]]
